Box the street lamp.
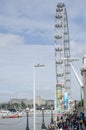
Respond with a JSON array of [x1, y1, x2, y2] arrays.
[[51, 107, 54, 124], [26, 107, 30, 130], [33, 64, 45, 130], [41, 107, 46, 129]]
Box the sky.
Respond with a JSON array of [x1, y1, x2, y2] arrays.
[[0, 0, 86, 102]]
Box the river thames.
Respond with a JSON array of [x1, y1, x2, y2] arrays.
[[0, 114, 51, 130]]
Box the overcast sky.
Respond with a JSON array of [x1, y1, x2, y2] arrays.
[[0, 0, 86, 102]]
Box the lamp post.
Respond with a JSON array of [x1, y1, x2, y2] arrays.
[[26, 107, 30, 130], [51, 107, 54, 124], [33, 64, 45, 130], [41, 107, 46, 129]]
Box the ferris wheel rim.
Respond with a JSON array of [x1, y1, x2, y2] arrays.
[[54, 2, 71, 97]]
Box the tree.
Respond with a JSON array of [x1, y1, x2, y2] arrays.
[[21, 101, 27, 108], [78, 100, 84, 107]]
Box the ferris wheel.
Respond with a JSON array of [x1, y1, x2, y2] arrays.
[[54, 3, 71, 109]]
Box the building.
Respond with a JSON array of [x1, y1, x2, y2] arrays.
[[9, 96, 54, 107], [36, 96, 46, 106], [46, 100, 54, 106], [81, 55, 86, 116]]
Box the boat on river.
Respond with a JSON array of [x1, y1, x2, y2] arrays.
[[0, 108, 24, 118]]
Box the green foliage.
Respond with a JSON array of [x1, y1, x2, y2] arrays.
[[21, 101, 27, 108], [0, 100, 54, 110], [78, 100, 84, 107]]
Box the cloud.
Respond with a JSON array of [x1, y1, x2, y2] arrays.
[[0, 0, 85, 101], [0, 0, 57, 45], [0, 0, 85, 45], [70, 40, 86, 58], [0, 0, 54, 32], [0, 33, 24, 47], [0, 44, 56, 101], [0, 43, 85, 101]]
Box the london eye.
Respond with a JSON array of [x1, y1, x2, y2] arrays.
[[54, 3, 71, 111]]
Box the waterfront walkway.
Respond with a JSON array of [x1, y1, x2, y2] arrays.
[[46, 113, 86, 130]]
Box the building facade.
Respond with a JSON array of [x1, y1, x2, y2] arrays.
[[10, 96, 54, 107], [81, 55, 86, 116]]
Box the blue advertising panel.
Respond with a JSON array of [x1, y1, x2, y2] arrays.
[[64, 92, 68, 110]]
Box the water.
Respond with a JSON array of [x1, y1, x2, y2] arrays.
[[0, 114, 51, 130]]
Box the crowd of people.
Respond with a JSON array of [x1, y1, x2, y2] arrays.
[[47, 112, 86, 130]]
